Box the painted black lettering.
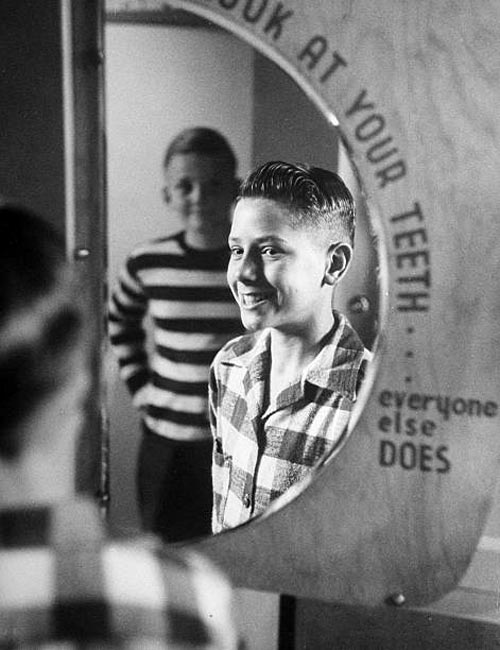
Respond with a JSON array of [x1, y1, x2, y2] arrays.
[[436, 396, 451, 421], [378, 415, 392, 432], [390, 202, 424, 224], [219, 0, 239, 8], [263, 2, 294, 40], [400, 442, 417, 470], [380, 439, 396, 466], [366, 136, 398, 164], [421, 420, 436, 437], [436, 445, 451, 473], [452, 398, 467, 415], [397, 269, 431, 289], [379, 390, 392, 407], [407, 393, 421, 410], [397, 292, 430, 312], [394, 392, 406, 409], [396, 250, 430, 270], [345, 88, 374, 117], [466, 399, 482, 417], [319, 51, 347, 82], [421, 395, 434, 411], [298, 35, 327, 69], [393, 228, 428, 249], [376, 159, 407, 187], [405, 417, 417, 436], [243, 0, 268, 22], [419, 444, 434, 472], [355, 114, 385, 141], [485, 401, 498, 417]]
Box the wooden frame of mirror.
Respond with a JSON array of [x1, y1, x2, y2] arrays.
[[71, 0, 500, 608]]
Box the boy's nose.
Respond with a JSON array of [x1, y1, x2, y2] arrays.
[[236, 251, 260, 282], [190, 183, 203, 203], [190, 183, 212, 204]]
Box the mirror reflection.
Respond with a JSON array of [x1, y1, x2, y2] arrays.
[[105, 6, 379, 541]]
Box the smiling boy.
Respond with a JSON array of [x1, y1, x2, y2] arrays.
[[209, 161, 372, 533]]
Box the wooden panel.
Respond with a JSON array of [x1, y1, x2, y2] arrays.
[[167, 0, 500, 608]]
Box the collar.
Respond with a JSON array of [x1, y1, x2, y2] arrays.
[[221, 311, 369, 401], [303, 311, 369, 399], [176, 231, 229, 262]]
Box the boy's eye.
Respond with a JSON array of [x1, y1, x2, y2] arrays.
[[261, 246, 279, 258], [229, 247, 243, 258], [177, 180, 192, 194]]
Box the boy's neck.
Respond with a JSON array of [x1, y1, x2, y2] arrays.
[[184, 225, 230, 251], [269, 313, 336, 391]]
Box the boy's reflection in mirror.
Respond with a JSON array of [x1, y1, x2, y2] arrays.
[[108, 128, 242, 541]]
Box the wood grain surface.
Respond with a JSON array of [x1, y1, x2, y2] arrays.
[[163, 0, 500, 607]]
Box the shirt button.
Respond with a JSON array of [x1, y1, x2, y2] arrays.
[[243, 494, 251, 508]]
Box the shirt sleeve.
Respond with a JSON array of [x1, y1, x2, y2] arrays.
[[108, 253, 150, 398]]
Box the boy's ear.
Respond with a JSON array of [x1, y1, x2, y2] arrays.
[[162, 186, 171, 203], [324, 242, 353, 285]]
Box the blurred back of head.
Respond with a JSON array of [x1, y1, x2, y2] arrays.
[[0, 203, 83, 460]]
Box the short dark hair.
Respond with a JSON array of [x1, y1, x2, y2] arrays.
[[238, 161, 355, 246], [163, 127, 237, 176], [0, 204, 83, 458]]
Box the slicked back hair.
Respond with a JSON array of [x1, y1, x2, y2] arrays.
[[163, 127, 237, 175], [238, 161, 355, 246]]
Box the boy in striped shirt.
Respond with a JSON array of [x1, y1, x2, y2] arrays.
[[109, 128, 242, 541], [210, 161, 372, 532]]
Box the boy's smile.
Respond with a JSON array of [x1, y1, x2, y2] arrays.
[[227, 197, 334, 336]]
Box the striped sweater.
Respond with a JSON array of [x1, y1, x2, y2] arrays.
[[108, 231, 242, 441]]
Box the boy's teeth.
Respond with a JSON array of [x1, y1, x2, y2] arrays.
[[242, 293, 267, 305]]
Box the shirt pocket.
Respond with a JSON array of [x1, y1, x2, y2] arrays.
[[212, 442, 232, 533]]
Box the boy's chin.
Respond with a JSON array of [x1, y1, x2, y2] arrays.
[[240, 313, 267, 332]]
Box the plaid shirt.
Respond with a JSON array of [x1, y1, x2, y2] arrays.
[[210, 311, 371, 533], [0, 498, 237, 649]]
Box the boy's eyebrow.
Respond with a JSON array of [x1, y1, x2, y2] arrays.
[[228, 235, 289, 244]]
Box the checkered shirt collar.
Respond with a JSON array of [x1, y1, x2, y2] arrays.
[[220, 310, 367, 402]]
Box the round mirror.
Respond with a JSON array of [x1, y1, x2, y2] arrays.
[[105, 2, 380, 540]]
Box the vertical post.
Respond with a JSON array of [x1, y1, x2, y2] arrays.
[[61, 0, 108, 506]]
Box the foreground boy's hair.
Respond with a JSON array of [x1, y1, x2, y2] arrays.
[[0, 204, 82, 458]]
